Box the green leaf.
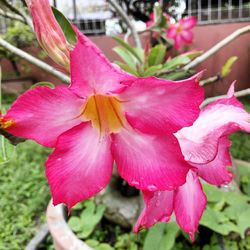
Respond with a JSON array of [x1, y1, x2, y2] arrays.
[[148, 44, 166, 66], [143, 65, 162, 76], [113, 46, 137, 70], [162, 56, 191, 71], [183, 50, 203, 60], [96, 243, 114, 250], [114, 61, 139, 76], [52, 6, 77, 45], [0, 136, 16, 164], [143, 223, 165, 250], [112, 36, 143, 63], [161, 71, 191, 80], [31, 82, 55, 89], [68, 216, 82, 232], [159, 222, 180, 250], [238, 208, 250, 238], [221, 56, 238, 78]]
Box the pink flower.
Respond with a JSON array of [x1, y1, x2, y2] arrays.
[[3, 16, 204, 210], [25, 0, 70, 71], [134, 84, 250, 240], [167, 16, 197, 49]]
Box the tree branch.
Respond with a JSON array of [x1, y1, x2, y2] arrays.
[[0, 37, 70, 84], [107, 0, 142, 48], [1, 0, 33, 30], [201, 88, 250, 108], [0, 9, 26, 23], [200, 75, 220, 86], [184, 25, 250, 70]]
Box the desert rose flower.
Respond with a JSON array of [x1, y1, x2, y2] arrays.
[[134, 84, 250, 240], [25, 0, 70, 71], [2, 22, 204, 210], [167, 16, 197, 49]]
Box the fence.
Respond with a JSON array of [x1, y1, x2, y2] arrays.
[[185, 0, 250, 25]]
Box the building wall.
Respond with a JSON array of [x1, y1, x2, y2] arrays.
[[1, 22, 250, 97]]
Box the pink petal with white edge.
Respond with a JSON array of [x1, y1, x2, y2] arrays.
[[175, 84, 250, 164], [5, 86, 84, 147], [174, 171, 207, 241], [118, 74, 203, 135], [192, 137, 233, 185], [180, 16, 197, 30], [181, 30, 193, 43], [46, 122, 113, 211], [112, 128, 190, 191], [70, 30, 135, 97], [133, 190, 174, 232]]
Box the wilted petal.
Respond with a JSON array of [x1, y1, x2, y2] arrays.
[[175, 85, 250, 164], [26, 0, 70, 71], [174, 171, 207, 241], [118, 74, 203, 135], [192, 137, 233, 185], [180, 16, 197, 30], [70, 30, 135, 97], [4, 86, 84, 147], [46, 123, 113, 210], [134, 190, 174, 232], [112, 128, 190, 191]]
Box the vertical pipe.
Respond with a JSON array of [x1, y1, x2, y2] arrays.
[[218, 0, 221, 21], [228, 0, 232, 19], [208, 0, 211, 23], [198, 0, 201, 23], [73, 0, 77, 20]]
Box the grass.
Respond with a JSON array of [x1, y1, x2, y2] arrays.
[[0, 141, 51, 250]]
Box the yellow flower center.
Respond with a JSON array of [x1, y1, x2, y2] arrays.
[[176, 25, 183, 33], [82, 95, 125, 134]]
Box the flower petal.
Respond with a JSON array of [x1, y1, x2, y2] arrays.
[[46, 122, 113, 210], [192, 137, 233, 185], [174, 34, 182, 49], [70, 30, 135, 97], [5, 86, 84, 147], [118, 74, 203, 135], [166, 26, 177, 38], [175, 86, 250, 164], [180, 16, 197, 30], [181, 30, 193, 43], [133, 190, 174, 232], [174, 171, 207, 241], [112, 128, 190, 191]]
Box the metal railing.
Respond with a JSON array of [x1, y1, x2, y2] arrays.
[[185, 0, 250, 25]]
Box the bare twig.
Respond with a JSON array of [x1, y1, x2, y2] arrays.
[[25, 223, 49, 250], [200, 75, 220, 86], [0, 37, 70, 84], [184, 25, 250, 70], [201, 88, 250, 108], [1, 0, 33, 29], [0, 9, 26, 23], [107, 0, 142, 48]]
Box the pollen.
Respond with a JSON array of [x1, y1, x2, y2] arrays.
[[82, 95, 125, 134], [0, 117, 15, 129]]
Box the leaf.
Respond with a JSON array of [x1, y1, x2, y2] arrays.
[[200, 207, 239, 235], [0, 136, 16, 164], [159, 222, 180, 250], [162, 56, 191, 71], [68, 216, 82, 232], [112, 36, 143, 63], [238, 208, 250, 238], [148, 44, 166, 66], [221, 56, 238, 78], [96, 243, 114, 250], [52, 6, 77, 45], [114, 61, 139, 76], [113, 46, 137, 70], [183, 50, 203, 60], [31, 82, 55, 89], [161, 71, 191, 80], [143, 223, 165, 250], [143, 65, 162, 76]]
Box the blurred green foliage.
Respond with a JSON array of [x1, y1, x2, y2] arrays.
[[0, 140, 51, 250]]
